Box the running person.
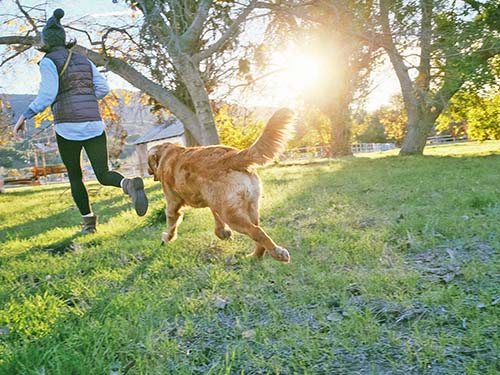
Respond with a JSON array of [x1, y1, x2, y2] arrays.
[[13, 9, 148, 234]]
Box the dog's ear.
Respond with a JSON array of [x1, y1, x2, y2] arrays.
[[147, 147, 160, 181]]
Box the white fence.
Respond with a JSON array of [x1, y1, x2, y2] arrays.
[[351, 143, 396, 153], [426, 135, 467, 144], [282, 143, 396, 160]]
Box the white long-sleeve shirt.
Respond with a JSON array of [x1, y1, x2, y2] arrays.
[[23, 57, 110, 141]]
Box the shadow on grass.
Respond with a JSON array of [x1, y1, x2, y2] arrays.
[[0, 184, 161, 243], [1, 183, 72, 197]]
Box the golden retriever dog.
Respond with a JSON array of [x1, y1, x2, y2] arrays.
[[147, 108, 294, 262]]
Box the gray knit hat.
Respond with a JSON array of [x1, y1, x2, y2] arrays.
[[42, 9, 66, 48]]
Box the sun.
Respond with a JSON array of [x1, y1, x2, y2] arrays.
[[231, 47, 326, 108], [285, 54, 322, 91]]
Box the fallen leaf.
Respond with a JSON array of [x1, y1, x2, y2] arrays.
[[213, 297, 229, 309], [326, 312, 342, 322], [242, 329, 256, 338], [441, 272, 456, 283]]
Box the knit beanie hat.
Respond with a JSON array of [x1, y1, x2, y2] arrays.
[[42, 9, 66, 48]]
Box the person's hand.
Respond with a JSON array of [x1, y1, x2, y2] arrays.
[[13, 115, 27, 141]]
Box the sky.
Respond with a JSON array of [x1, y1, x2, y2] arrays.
[[0, 0, 400, 111]]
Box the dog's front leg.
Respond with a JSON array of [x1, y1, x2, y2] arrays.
[[162, 201, 184, 243]]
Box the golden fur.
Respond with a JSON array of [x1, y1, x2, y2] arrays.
[[148, 108, 294, 262]]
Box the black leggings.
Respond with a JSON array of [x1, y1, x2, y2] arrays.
[[56, 132, 124, 215]]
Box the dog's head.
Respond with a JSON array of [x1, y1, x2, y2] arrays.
[[147, 142, 181, 181], [147, 145, 162, 181]]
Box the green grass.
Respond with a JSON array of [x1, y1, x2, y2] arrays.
[[1, 141, 499, 374]]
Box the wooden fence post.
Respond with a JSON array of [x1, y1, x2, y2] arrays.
[[0, 167, 4, 193]]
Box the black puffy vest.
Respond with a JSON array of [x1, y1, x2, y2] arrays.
[[45, 47, 102, 123]]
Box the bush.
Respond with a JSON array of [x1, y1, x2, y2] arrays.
[[0, 147, 26, 168], [215, 106, 264, 150]]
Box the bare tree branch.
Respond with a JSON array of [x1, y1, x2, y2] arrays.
[[226, 67, 287, 95], [179, 0, 212, 50], [64, 25, 101, 46], [15, 0, 40, 33], [379, 0, 416, 110], [0, 34, 38, 46], [0, 45, 31, 67], [100, 27, 144, 57], [193, 1, 258, 64]]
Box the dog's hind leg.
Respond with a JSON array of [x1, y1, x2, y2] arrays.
[[223, 208, 290, 263], [211, 209, 233, 240], [161, 200, 184, 243], [246, 202, 265, 259]]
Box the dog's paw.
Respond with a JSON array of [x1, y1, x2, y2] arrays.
[[215, 227, 233, 240], [161, 231, 177, 243], [269, 247, 290, 263]]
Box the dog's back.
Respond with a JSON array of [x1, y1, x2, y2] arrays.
[[150, 107, 294, 180]]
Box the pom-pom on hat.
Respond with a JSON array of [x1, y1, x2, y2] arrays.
[[42, 9, 66, 48]]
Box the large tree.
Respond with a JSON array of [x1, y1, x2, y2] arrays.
[[373, 0, 500, 154], [0, 0, 271, 146], [272, 1, 380, 156]]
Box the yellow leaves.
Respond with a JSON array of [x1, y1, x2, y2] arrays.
[[34, 107, 53, 129], [139, 93, 150, 105], [2, 19, 30, 33], [138, 93, 171, 123], [0, 98, 11, 110], [27, 55, 42, 65], [215, 105, 264, 150], [121, 89, 132, 105], [287, 108, 330, 149]]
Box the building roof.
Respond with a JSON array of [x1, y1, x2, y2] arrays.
[[133, 117, 184, 145]]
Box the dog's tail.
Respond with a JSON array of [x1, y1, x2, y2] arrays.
[[229, 108, 294, 169]]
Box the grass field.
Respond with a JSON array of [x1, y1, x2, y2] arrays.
[[0, 141, 499, 374]]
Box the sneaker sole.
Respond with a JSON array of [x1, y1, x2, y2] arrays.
[[132, 177, 148, 216]]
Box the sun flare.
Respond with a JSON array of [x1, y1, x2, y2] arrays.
[[285, 54, 322, 91]]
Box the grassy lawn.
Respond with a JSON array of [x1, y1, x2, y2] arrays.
[[1, 141, 499, 374]]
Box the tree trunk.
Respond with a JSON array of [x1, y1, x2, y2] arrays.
[[399, 108, 437, 155], [328, 103, 353, 157], [183, 126, 199, 146], [172, 54, 220, 145]]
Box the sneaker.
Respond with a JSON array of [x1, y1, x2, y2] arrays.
[[122, 177, 148, 216]]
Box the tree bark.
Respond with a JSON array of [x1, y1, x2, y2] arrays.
[[171, 53, 220, 145], [327, 99, 353, 157], [330, 120, 353, 157], [399, 109, 435, 154]]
